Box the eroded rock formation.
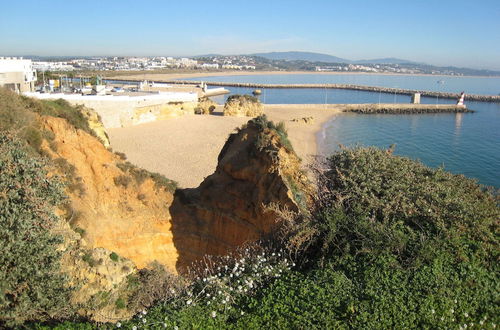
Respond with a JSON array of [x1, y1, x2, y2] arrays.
[[41, 116, 179, 272], [223, 94, 264, 117], [170, 116, 311, 270], [37, 111, 310, 321]]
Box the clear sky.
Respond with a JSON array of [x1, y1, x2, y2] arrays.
[[1, 0, 499, 69]]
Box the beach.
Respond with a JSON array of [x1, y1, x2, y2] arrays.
[[105, 70, 499, 82], [108, 105, 339, 188]]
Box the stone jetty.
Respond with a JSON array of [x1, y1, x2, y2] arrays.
[[166, 80, 500, 103], [338, 103, 472, 114]]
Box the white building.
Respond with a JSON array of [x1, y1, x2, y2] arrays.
[[0, 57, 37, 92]]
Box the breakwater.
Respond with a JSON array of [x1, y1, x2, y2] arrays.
[[264, 103, 472, 114], [161, 80, 499, 103], [337, 103, 472, 114]]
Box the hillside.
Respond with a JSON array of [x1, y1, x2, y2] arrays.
[[251, 51, 349, 63], [1, 88, 498, 328]]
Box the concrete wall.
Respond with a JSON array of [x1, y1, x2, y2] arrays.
[[24, 92, 198, 128]]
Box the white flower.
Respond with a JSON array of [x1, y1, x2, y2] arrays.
[[464, 312, 469, 317], [211, 311, 217, 318], [207, 301, 211, 305], [174, 326, 178, 330], [170, 288, 175, 294], [431, 309, 435, 314], [142, 318, 146, 323], [187, 299, 192, 305], [132, 327, 137, 330], [142, 310, 147, 315], [451, 309, 454, 314], [116, 322, 121, 328], [138, 314, 142, 319], [480, 320, 484, 325], [241, 311, 245, 315], [206, 293, 210, 297], [463, 325, 467, 329]]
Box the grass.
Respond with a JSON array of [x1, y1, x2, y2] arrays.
[[116, 161, 178, 192]]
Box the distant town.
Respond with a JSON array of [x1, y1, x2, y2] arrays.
[[22, 52, 500, 77]]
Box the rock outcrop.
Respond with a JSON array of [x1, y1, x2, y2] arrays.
[[40, 116, 180, 272], [223, 94, 264, 117], [195, 97, 217, 115], [170, 116, 311, 270], [79, 106, 111, 147], [38, 112, 311, 320]]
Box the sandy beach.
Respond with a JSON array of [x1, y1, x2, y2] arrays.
[[106, 70, 494, 82], [108, 105, 339, 188]]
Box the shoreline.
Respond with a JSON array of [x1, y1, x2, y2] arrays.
[[107, 105, 339, 188], [106, 70, 500, 80]]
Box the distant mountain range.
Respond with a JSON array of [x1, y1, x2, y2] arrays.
[[249, 51, 416, 65]]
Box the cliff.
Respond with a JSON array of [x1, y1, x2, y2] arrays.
[[40, 116, 179, 272], [170, 116, 311, 270]]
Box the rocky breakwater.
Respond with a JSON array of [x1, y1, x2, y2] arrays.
[[171, 80, 500, 103], [340, 103, 473, 114], [170, 115, 312, 270]]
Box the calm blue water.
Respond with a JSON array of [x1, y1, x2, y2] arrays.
[[191, 73, 500, 95], [200, 74, 500, 188]]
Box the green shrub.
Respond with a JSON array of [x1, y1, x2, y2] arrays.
[[113, 175, 132, 188], [82, 252, 97, 267], [116, 161, 178, 192], [0, 133, 73, 326], [109, 252, 120, 262], [307, 147, 499, 266], [115, 298, 126, 310]]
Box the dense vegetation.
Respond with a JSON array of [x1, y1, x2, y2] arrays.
[[1, 88, 497, 327], [38, 146, 498, 329], [0, 134, 73, 327]]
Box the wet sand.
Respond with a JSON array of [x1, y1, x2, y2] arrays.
[[108, 105, 339, 188]]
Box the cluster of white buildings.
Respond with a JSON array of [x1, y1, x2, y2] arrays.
[[0, 57, 37, 92], [30, 57, 201, 72]]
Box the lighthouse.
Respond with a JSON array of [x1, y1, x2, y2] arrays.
[[457, 92, 465, 106]]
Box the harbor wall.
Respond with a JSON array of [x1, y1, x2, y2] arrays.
[[156, 80, 500, 103], [264, 103, 472, 114]]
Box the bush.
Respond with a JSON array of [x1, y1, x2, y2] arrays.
[[109, 252, 120, 262], [0, 87, 102, 153], [116, 161, 178, 192], [263, 146, 499, 327], [307, 147, 499, 266], [0, 133, 73, 326]]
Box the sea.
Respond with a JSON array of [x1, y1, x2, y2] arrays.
[[188, 74, 500, 188]]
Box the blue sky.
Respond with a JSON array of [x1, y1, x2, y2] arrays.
[[1, 0, 499, 69]]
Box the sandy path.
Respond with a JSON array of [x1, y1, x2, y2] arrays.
[[108, 106, 339, 188]]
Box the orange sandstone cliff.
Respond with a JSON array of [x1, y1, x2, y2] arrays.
[[170, 116, 311, 270], [38, 112, 310, 321]]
